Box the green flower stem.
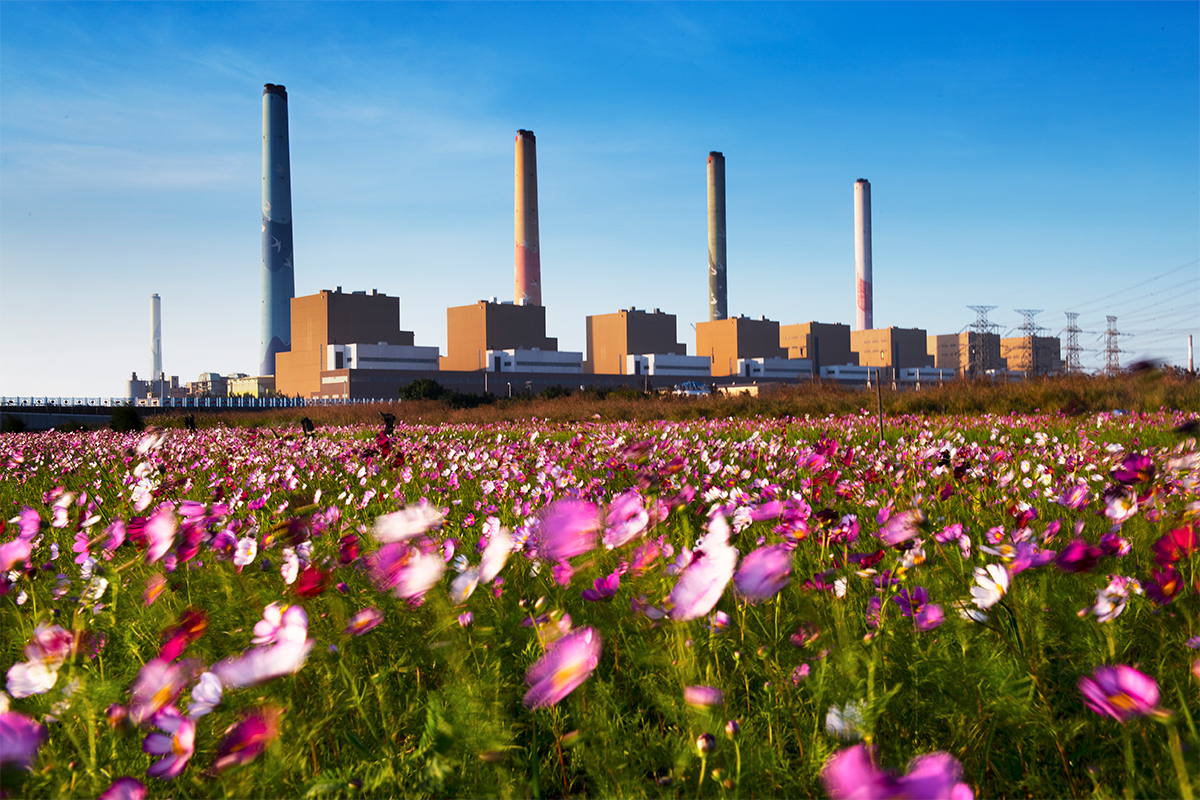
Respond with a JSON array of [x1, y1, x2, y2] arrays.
[[1168, 723, 1194, 800], [1122, 725, 1137, 800]]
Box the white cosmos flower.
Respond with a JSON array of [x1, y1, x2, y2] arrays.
[[187, 672, 223, 718], [449, 568, 479, 605], [280, 548, 299, 585], [372, 502, 444, 543], [971, 564, 1009, 610], [233, 536, 257, 567]]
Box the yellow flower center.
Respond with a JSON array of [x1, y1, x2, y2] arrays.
[[1109, 692, 1137, 712]]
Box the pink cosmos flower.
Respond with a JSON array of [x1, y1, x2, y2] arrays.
[[683, 685, 724, 708], [734, 544, 792, 602], [1078, 664, 1161, 722], [523, 627, 602, 708], [0, 711, 47, 771], [344, 607, 384, 636], [144, 574, 168, 607], [1057, 484, 1090, 510], [822, 744, 974, 800], [142, 706, 195, 779], [537, 499, 600, 562], [144, 504, 177, 565], [98, 777, 147, 800], [368, 543, 444, 599], [603, 490, 649, 549], [879, 510, 926, 546], [25, 622, 76, 668], [209, 708, 281, 773], [129, 659, 193, 725], [667, 515, 738, 621]]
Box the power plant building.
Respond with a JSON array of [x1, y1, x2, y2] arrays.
[[850, 327, 934, 372], [928, 332, 1007, 378], [1000, 336, 1063, 376], [443, 300, 558, 372], [696, 316, 789, 377], [780, 322, 859, 371], [585, 308, 687, 374], [275, 288, 420, 397]]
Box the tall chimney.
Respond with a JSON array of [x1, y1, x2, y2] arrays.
[[514, 130, 541, 306], [707, 151, 727, 321], [151, 293, 162, 379], [260, 83, 295, 376], [1189, 334, 1194, 372], [854, 178, 873, 331]]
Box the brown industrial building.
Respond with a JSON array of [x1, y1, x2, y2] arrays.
[[780, 322, 859, 371], [850, 327, 934, 373], [275, 289, 415, 397], [928, 332, 1007, 378], [1001, 336, 1063, 375], [696, 316, 788, 377], [442, 301, 558, 372], [585, 308, 686, 374]]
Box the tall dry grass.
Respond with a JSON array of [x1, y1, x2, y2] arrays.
[[155, 371, 1197, 430]]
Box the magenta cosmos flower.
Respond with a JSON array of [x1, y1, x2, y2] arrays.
[[683, 685, 724, 709], [143, 706, 195, 779], [523, 627, 602, 708], [1078, 665, 1161, 722], [97, 778, 146, 800], [0, 711, 47, 771], [209, 708, 281, 773], [734, 544, 792, 602], [537, 499, 600, 562], [822, 744, 974, 800]]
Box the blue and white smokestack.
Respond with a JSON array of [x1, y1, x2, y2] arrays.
[[260, 83, 295, 376]]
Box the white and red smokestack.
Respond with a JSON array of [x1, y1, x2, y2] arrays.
[[514, 129, 541, 306], [854, 178, 873, 331]]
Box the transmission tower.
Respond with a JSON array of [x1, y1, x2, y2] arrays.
[[1104, 315, 1122, 376], [1014, 308, 1043, 375], [967, 305, 998, 377], [1064, 312, 1082, 376]]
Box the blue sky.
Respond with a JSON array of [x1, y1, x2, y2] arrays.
[[2, 1, 1197, 396]]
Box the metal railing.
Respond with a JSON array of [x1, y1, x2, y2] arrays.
[[1, 396, 396, 411]]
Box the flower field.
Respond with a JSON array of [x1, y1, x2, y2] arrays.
[[1, 409, 1197, 799]]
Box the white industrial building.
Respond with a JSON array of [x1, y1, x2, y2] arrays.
[[485, 348, 583, 374], [626, 353, 712, 377], [736, 358, 813, 380], [327, 343, 441, 371]]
